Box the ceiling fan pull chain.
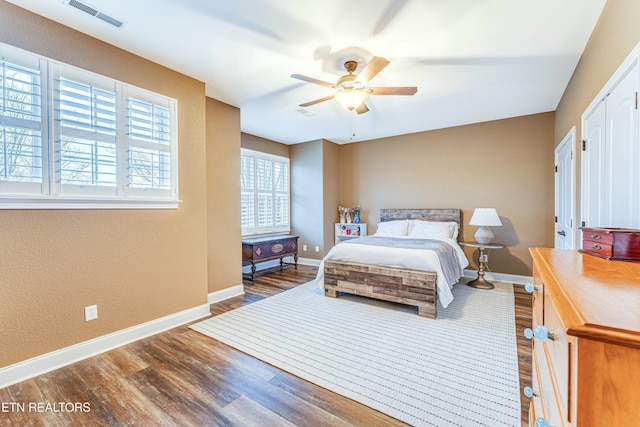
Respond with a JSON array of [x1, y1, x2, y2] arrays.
[[350, 110, 356, 141]]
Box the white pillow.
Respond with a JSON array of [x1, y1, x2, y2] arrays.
[[410, 221, 458, 239], [374, 220, 409, 237]]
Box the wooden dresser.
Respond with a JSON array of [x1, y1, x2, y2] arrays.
[[528, 248, 640, 426]]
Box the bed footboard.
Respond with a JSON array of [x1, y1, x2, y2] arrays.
[[324, 261, 438, 319]]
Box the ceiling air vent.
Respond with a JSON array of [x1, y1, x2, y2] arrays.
[[66, 0, 125, 28]]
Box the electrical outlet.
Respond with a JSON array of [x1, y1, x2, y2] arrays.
[[315, 246, 320, 252], [85, 305, 98, 322], [303, 244, 307, 251]]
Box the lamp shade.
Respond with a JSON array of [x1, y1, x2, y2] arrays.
[[334, 89, 368, 110], [469, 208, 502, 226]]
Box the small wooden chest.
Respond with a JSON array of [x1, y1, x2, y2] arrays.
[[580, 227, 640, 261], [242, 235, 298, 280]]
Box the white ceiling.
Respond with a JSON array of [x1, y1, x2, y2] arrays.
[[7, 0, 607, 144]]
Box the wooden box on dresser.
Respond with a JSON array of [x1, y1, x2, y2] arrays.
[[528, 248, 640, 427]]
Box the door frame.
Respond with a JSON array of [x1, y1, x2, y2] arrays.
[[555, 126, 578, 249]]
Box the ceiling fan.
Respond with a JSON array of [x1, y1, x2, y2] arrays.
[[291, 56, 417, 114]]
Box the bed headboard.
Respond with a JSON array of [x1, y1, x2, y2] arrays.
[[379, 208, 461, 225]]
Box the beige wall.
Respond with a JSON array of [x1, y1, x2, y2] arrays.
[[322, 140, 341, 251], [241, 133, 290, 157], [207, 99, 242, 292], [339, 113, 555, 276], [290, 140, 325, 260], [0, 1, 209, 368], [553, 0, 640, 241], [555, 0, 640, 144]]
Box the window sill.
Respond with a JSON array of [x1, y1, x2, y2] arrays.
[[0, 197, 181, 210]]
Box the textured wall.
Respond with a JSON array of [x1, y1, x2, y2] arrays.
[[290, 140, 325, 260], [241, 133, 290, 157], [0, 1, 208, 368], [322, 140, 341, 251], [207, 99, 242, 292], [338, 113, 555, 276], [555, 0, 640, 144]]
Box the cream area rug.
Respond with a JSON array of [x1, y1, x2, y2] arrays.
[[190, 281, 521, 427]]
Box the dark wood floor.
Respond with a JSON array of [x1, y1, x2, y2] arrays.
[[1, 266, 531, 427]]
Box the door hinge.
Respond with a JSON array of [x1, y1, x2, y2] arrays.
[[555, 165, 558, 172], [555, 216, 558, 223], [581, 221, 586, 227], [582, 139, 587, 151]]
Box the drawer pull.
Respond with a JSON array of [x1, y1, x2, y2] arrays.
[[523, 386, 537, 398], [524, 326, 555, 341], [591, 244, 602, 250], [535, 419, 550, 427], [590, 234, 601, 239], [524, 283, 538, 293]]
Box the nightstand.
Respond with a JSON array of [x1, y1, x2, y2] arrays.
[[460, 241, 505, 289], [334, 223, 367, 244]]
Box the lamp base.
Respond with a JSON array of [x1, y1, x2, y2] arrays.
[[474, 226, 494, 244], [467, 276, 495, 290]]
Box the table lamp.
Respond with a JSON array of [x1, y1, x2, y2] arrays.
[[469, 208, 502, 244]]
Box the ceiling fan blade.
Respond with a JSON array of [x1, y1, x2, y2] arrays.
[[354, 56, 390, 86], [291, 74, 335, 88], [299, 95, 334, 107], [355, 102, 369, 115], [369, 86, 418, 96]]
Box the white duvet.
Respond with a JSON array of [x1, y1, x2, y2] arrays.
[[315, 236, 469, 308]]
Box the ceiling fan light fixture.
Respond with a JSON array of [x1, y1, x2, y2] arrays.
[[334, 89, 368, 111]]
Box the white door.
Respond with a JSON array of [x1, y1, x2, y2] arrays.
[[581, 62, 639, 230], [581, 98, 607, 229], [555, 128, 576, 249], [606, 63, 639, 227]]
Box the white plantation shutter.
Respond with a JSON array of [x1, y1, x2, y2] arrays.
[[127, 95, 174, 196], [56, 76, 117, 193], [274, 162, 289, 226], [0, 54, 45, 194], [240, 148, 290, 235], [0, 42, 179, 208], [240, 155, 255, 229], [0, 43, 182, 207]]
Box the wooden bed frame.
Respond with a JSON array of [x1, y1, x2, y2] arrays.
[[323, 208, 462, 319]]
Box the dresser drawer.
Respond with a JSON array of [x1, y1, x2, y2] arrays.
[[581, 241, 612, 258], [542, 295, 572, 424], [532, 265, 544, 324], [533, 336, 563, 426], [582, 229, 614, 245]]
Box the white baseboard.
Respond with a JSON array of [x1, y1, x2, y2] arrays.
[[463, 269, 532, 285], [298, 257, 321, 267], [241, 256, 321, 274], [208, 284, 244, 304], [0, 303, 211, 389]]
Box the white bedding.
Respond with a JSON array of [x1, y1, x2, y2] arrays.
[[315, 236, 469, 308]]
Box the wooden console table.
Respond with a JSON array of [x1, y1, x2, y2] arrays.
[[242, 235, 298, 280]]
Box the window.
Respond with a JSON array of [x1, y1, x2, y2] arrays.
[[0, 42, 178, 208], [241, 148, 290, 235], [0, 51, 44, 195]]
